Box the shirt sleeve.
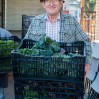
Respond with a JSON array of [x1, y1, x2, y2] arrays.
[[74, 18, 92, 64], [24, 18, 35, 39]]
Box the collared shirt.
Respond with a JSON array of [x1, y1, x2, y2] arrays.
[[45, 13, 60, 42]]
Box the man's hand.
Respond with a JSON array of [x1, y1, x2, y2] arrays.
[[85, 64, 91, 79]]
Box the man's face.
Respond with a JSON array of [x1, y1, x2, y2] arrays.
[[41, 0, 63, 15]]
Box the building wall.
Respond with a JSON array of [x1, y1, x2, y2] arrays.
[[69, 1, 81, 22], [6, 0, 45, 30], [0, 0, 1, 12], [69, 6, 81, 22], [95, 0, 99, 40]]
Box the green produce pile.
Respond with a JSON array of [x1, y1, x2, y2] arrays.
[[0, 40, 19, 55], [23, 89, 48, 99], [0, 40, 20, 71], [17, 33, 80, 57], [23, 91, 39, 99]]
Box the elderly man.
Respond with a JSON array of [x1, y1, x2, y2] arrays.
[[25, 0, 92, 78]]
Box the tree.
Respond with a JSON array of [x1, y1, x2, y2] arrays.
[[85, 0, 96, 11]]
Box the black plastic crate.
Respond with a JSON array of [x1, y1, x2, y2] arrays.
[[12, 39, 85, 98], [12, 55, 85, 81], [0, 36, 21, 72], [22, 15, 35, 39], [14, 79, 85, 99], [88, 88, 99, 99], [0, 73, 8, 88]]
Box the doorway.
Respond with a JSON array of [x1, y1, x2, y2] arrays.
[[0, 0, 5, 28]]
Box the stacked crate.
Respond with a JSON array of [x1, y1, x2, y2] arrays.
[[22, 15, 35, 39], [12, 39, 85, 99], [0, 36, 21, 88]]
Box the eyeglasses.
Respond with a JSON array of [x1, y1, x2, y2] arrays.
[[45, 0, 60, 5]]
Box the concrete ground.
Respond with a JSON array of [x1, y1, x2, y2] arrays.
[[0, 88, 4, 99], [4, 73, 15, 99]]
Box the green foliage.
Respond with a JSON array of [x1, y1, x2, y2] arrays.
[[0, 40, 19, 55], [18, 48, 40, 56], [0, 40, 20, 71], [23, 91, 39, 99], [85, 0, 96, 11], [23, 89, 48, 99], [17, 33, 81, 59], [18, 33, 61, 56]]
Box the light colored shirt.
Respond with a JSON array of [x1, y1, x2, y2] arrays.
[[0, 27, 12, 38], [45, 13, 60, 42]]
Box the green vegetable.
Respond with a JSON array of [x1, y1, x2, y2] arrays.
[[17, 33, 61, 56], [0, 40, 19, 55], [0, 40, 20, 71], [23, 88, 48, 99]]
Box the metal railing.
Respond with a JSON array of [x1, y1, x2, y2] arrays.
[[80, 8, 96, 41]]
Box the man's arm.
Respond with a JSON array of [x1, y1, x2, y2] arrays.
[[24, 19, 35, 39], [85, 64, 91, 78], [74, 18, 92, 78]]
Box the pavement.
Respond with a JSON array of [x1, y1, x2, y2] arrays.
[[0, 88, 4, 99], [4, 73, 15, 99]]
